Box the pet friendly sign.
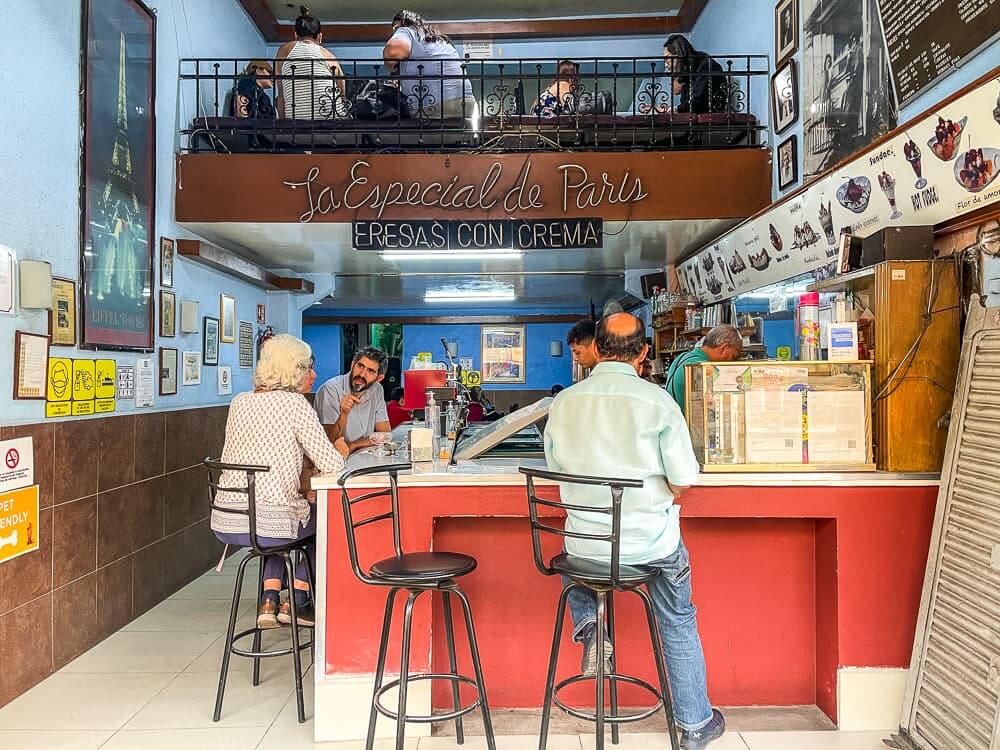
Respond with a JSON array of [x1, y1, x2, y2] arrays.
[[0, 485, 39, 565]]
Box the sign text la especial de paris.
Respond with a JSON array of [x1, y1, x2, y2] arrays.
[[283, 160, 649, 222]]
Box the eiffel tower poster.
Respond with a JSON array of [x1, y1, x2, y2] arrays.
[[81, 0, 155, 350]]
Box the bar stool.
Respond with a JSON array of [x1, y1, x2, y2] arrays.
[[338, 463, 496, 750], [205, 458, 315, 724], [519, 466, 680, 750]]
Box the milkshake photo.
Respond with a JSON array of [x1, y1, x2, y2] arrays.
[[878, 170, 902, 220], [818, 200, 836, 245]]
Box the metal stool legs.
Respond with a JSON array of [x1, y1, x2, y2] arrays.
[[637, 587, 680, 750], [539, 583, 573, 750], [284, 551, 307, 724], [251, 559, 264, 686], [606, 591, 621, 745], [214, 551, 255, 722], [365, 585, 495, 750]]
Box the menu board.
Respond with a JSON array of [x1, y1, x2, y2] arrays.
[[879, 0, 1000, 104]]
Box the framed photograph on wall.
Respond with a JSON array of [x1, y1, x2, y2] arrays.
[[159, 289, 175, 337], [159, 347, 177, 395], [481, 325, 526, 384], [182, 350, 201, 385], [160, 237, 174, 288], [777, 135, 798, 190], [80, 0, 156, 350], [775, 0, 798, 65], [771, 59, 798, 134], [49, 278, 77, 347], [203, 316, 219, 365], [220, 293, 236, 343]]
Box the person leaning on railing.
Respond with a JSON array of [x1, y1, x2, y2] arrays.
[[274, 5, 349, 120], [530, 59, 580, 117], [663, 34, 730, 114], [230, 60, 275, 119], [383, 9, 479, 123]]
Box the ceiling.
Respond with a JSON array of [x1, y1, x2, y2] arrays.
[[179, 218, 737, 310], [266, 0, 684, 23]]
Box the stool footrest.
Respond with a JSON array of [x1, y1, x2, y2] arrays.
[[374, 673, 482, 723], [552, 672, 664, 725], [228, 627, 313, 659]]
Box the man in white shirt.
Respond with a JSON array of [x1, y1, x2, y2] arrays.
[[544, 313, 724, 750], [314, 347, 392, 454]]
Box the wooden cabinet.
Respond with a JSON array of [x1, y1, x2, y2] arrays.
[[811, 260, 960, 472]]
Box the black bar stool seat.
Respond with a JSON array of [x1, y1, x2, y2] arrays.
[[204, 458, 316, 725], [340, 464, 496, 750], [520, 466, 681, 750], [370, 551, 477, 582], [549, 553, 657, 585]]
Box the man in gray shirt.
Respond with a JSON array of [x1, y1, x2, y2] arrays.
[[314, 347, 391, 454]]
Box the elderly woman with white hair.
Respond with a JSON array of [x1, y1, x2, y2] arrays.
[[212, 334, 349, 629]]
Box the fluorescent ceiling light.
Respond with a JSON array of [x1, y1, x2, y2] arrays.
[[380, 251, 523, 261], [423, 289, 516, 303]]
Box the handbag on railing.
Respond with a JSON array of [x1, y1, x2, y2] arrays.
[[351, 80, 410, 120]]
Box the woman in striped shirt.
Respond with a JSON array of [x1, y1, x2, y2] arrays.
[[274, 6, 349, 120]]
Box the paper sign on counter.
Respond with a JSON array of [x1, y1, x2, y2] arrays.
[[807, 391, 867, 463], [744, 390, 803, 463]]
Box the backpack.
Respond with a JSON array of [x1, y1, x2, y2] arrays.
[[351, 81, 410, 120]]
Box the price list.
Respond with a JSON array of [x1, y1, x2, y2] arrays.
[[879, 0, 1000, 103]]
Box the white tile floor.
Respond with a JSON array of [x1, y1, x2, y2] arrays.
[[0, 554, 892, 750]]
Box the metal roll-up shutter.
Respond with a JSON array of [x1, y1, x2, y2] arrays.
[[889, 299, 1000, 750]]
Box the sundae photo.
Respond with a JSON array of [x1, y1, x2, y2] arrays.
[[928, 116, 966, 161], [728, 251, 748, 275], [706, 275, 723, 295], [702, 254, 716, 272], [818, 200, 836, 245], [749, 248, 772, 271], [877, 170, 902, 219], [769, 223, 783, 252], [791, 222, 819, 250], [994, 90, 1000, 125], [904, 138, 927, 189], [956, 147, 999, 193], [836, 176, 871, 213]]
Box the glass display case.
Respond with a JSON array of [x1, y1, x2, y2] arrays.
[[685, 361, 875, 472]]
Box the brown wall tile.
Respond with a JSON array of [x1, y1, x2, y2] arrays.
[[165, 409, 202, 472], [132, 541, 166, 617], [0, 508, 52, 614], [97, 557, 133, 638], [54, 419, 100, 503], [133, 477, 165, 551], [164, 466, 208, 536], [1, 422, 54, 509], [53, 496, 97, 588], [97, 486, 135, 568], [98, 415, 135, 491], [53, 573, 99, 670], [0, 594, 53, 707], [134, 412, 165, 481]]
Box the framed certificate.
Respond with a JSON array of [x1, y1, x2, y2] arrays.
[[14, 330, 50, 400], [49, 277, 77, 346], [220, 294, 236, 343], [159, 347, 178, 395]]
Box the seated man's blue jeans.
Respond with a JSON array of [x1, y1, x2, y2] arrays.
[[565, 537, 712, 731]]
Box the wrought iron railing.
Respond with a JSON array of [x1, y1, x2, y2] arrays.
[[178, 54, 769, 154]]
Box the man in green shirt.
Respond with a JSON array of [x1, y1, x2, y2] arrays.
[[666, 325, 744, 415]]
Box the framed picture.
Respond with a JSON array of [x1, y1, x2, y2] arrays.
[[220, 293, 236, 343], [775, 0, 798, 66], [49, 278, 77, 346], [182, 350, 201, 385], [180, 299, 199, 333], [481, 325, 525, 384], [160, 237, 174, 288], [203, 316, 219, 365], [771, 60, 798, 134], [239, 320, 254, 368], [159, 347, 177, 395], [256, 303, 266, 324], [159, 290, 176, 337], [777, 135, 798, 190], [13, 331, 50, 400], [80, 0, 156, 350]]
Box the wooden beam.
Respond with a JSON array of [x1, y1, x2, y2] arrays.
[[676, 0, 709, 32], [235, 0, 280, 42], [176, 239, 314, 293], [270, 15, 680, 44], [303, 314, 586, 325]]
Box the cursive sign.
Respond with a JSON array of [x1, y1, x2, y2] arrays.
[[284, 160, 647, 223]]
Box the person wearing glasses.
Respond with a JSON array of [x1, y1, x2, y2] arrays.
[[211, 334, 349, 629], [383, 9, 478, 123], [665, 325, 744, 416]]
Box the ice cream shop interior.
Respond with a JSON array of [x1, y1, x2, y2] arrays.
[[2, 0, 1000, 748]]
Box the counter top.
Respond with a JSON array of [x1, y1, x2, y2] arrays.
[[312, 451, 940, 489]]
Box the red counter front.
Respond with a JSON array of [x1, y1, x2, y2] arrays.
[[313, 469, 936, 740]]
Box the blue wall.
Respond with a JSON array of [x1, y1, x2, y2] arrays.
[[302, 321, 343, 391], [0, 0, 273, 426], [403, 323, 573, 391]]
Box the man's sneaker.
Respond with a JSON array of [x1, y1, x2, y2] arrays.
[[278, 600, 315, 627], [256, 598, 279, 630], [580, 626, 614, 677], [680, 709, 726, 749]]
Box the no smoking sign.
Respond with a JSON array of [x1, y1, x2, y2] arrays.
[[0, 437, 33, 494], [5, 449, 19, 470]]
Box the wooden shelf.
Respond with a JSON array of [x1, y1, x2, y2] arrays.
[[681, 326, 757, 338], [807, 266, 876, 293]]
